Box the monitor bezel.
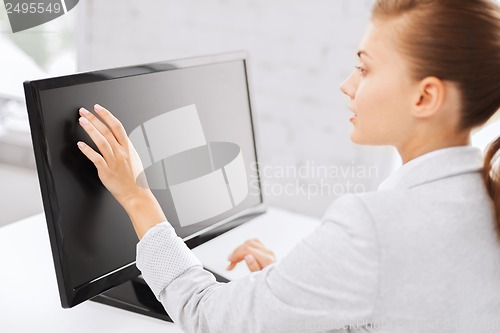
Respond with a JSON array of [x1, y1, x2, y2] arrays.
[[23, 51, 267, 308]]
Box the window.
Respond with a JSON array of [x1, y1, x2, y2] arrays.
[[0, 7, 76, 167]]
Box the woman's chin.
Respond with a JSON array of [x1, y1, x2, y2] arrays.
[[350, 130, 378, 145], [350, 131, 365, 144]]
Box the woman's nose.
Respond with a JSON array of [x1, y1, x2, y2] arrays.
[[339, 72, 356, 99]]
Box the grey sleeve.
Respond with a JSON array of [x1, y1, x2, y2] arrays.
[[136, 194, 379, 333]]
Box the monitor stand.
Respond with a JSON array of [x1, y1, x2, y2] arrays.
[[90, 267, 230, 322]]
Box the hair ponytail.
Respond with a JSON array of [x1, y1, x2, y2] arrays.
[[484, 136, 500, 236]]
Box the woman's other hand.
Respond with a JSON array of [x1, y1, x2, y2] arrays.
[[227, 239, 276, 272]]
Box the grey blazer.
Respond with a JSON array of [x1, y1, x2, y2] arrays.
[[136, 145, 500, 333]]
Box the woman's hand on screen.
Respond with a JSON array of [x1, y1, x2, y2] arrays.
[[76, 104, 147, 208], [76, 104, 166, 239], [226, 239, 276, 272]]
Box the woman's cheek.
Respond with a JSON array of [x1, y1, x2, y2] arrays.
[[352, 82, 365, 113], [356, 90, 390, 142], [356, 84, 374, 118]]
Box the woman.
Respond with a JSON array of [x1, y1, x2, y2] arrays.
[[76, 0, 500, 332]]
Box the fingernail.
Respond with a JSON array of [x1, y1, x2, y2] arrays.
[[94, 104, 103, 112], [79, 107, 89, 115], [79, 117, 89, 125], [77, 141, 85, 149], [244, 255, 253, 263]]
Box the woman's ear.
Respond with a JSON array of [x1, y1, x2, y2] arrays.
[[412, 76, 445, 119]]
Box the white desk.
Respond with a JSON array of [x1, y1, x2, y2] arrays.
[[0, 207, 320, 332]]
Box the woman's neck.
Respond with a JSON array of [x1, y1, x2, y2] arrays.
[[397, 131, 471, 164]]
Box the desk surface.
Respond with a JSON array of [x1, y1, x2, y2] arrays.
[[0, 207, 320, 332]]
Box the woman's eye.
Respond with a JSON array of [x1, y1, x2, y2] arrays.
[[355, 65, 367, 76]]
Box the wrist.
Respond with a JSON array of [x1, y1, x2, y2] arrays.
[[119, 189, 167, 239], [119, 187, 153, 211]]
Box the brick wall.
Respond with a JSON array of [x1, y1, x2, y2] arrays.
[[77, 0, 398, 217]]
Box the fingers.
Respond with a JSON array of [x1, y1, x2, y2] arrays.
[[78, 113, 115, 161], [227, 238, 259, 262], [93, 104, 129, 147], [227, 251, 264, 272], [226, 261, 238, 271], [227, 239, 268, 264], [226, 239, 275, 272], [79, 107, 119, 155], [244, 254, 261, 272], [77, 141, 107, 168], [227, 245, 265, 267]]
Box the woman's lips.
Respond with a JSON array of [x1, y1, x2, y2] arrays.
[[349, 110, 357, 123]]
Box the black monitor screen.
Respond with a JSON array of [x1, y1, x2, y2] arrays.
[[24, 52, 264, 308]]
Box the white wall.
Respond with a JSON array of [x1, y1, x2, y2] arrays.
[[77, 0, 398, 218]]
